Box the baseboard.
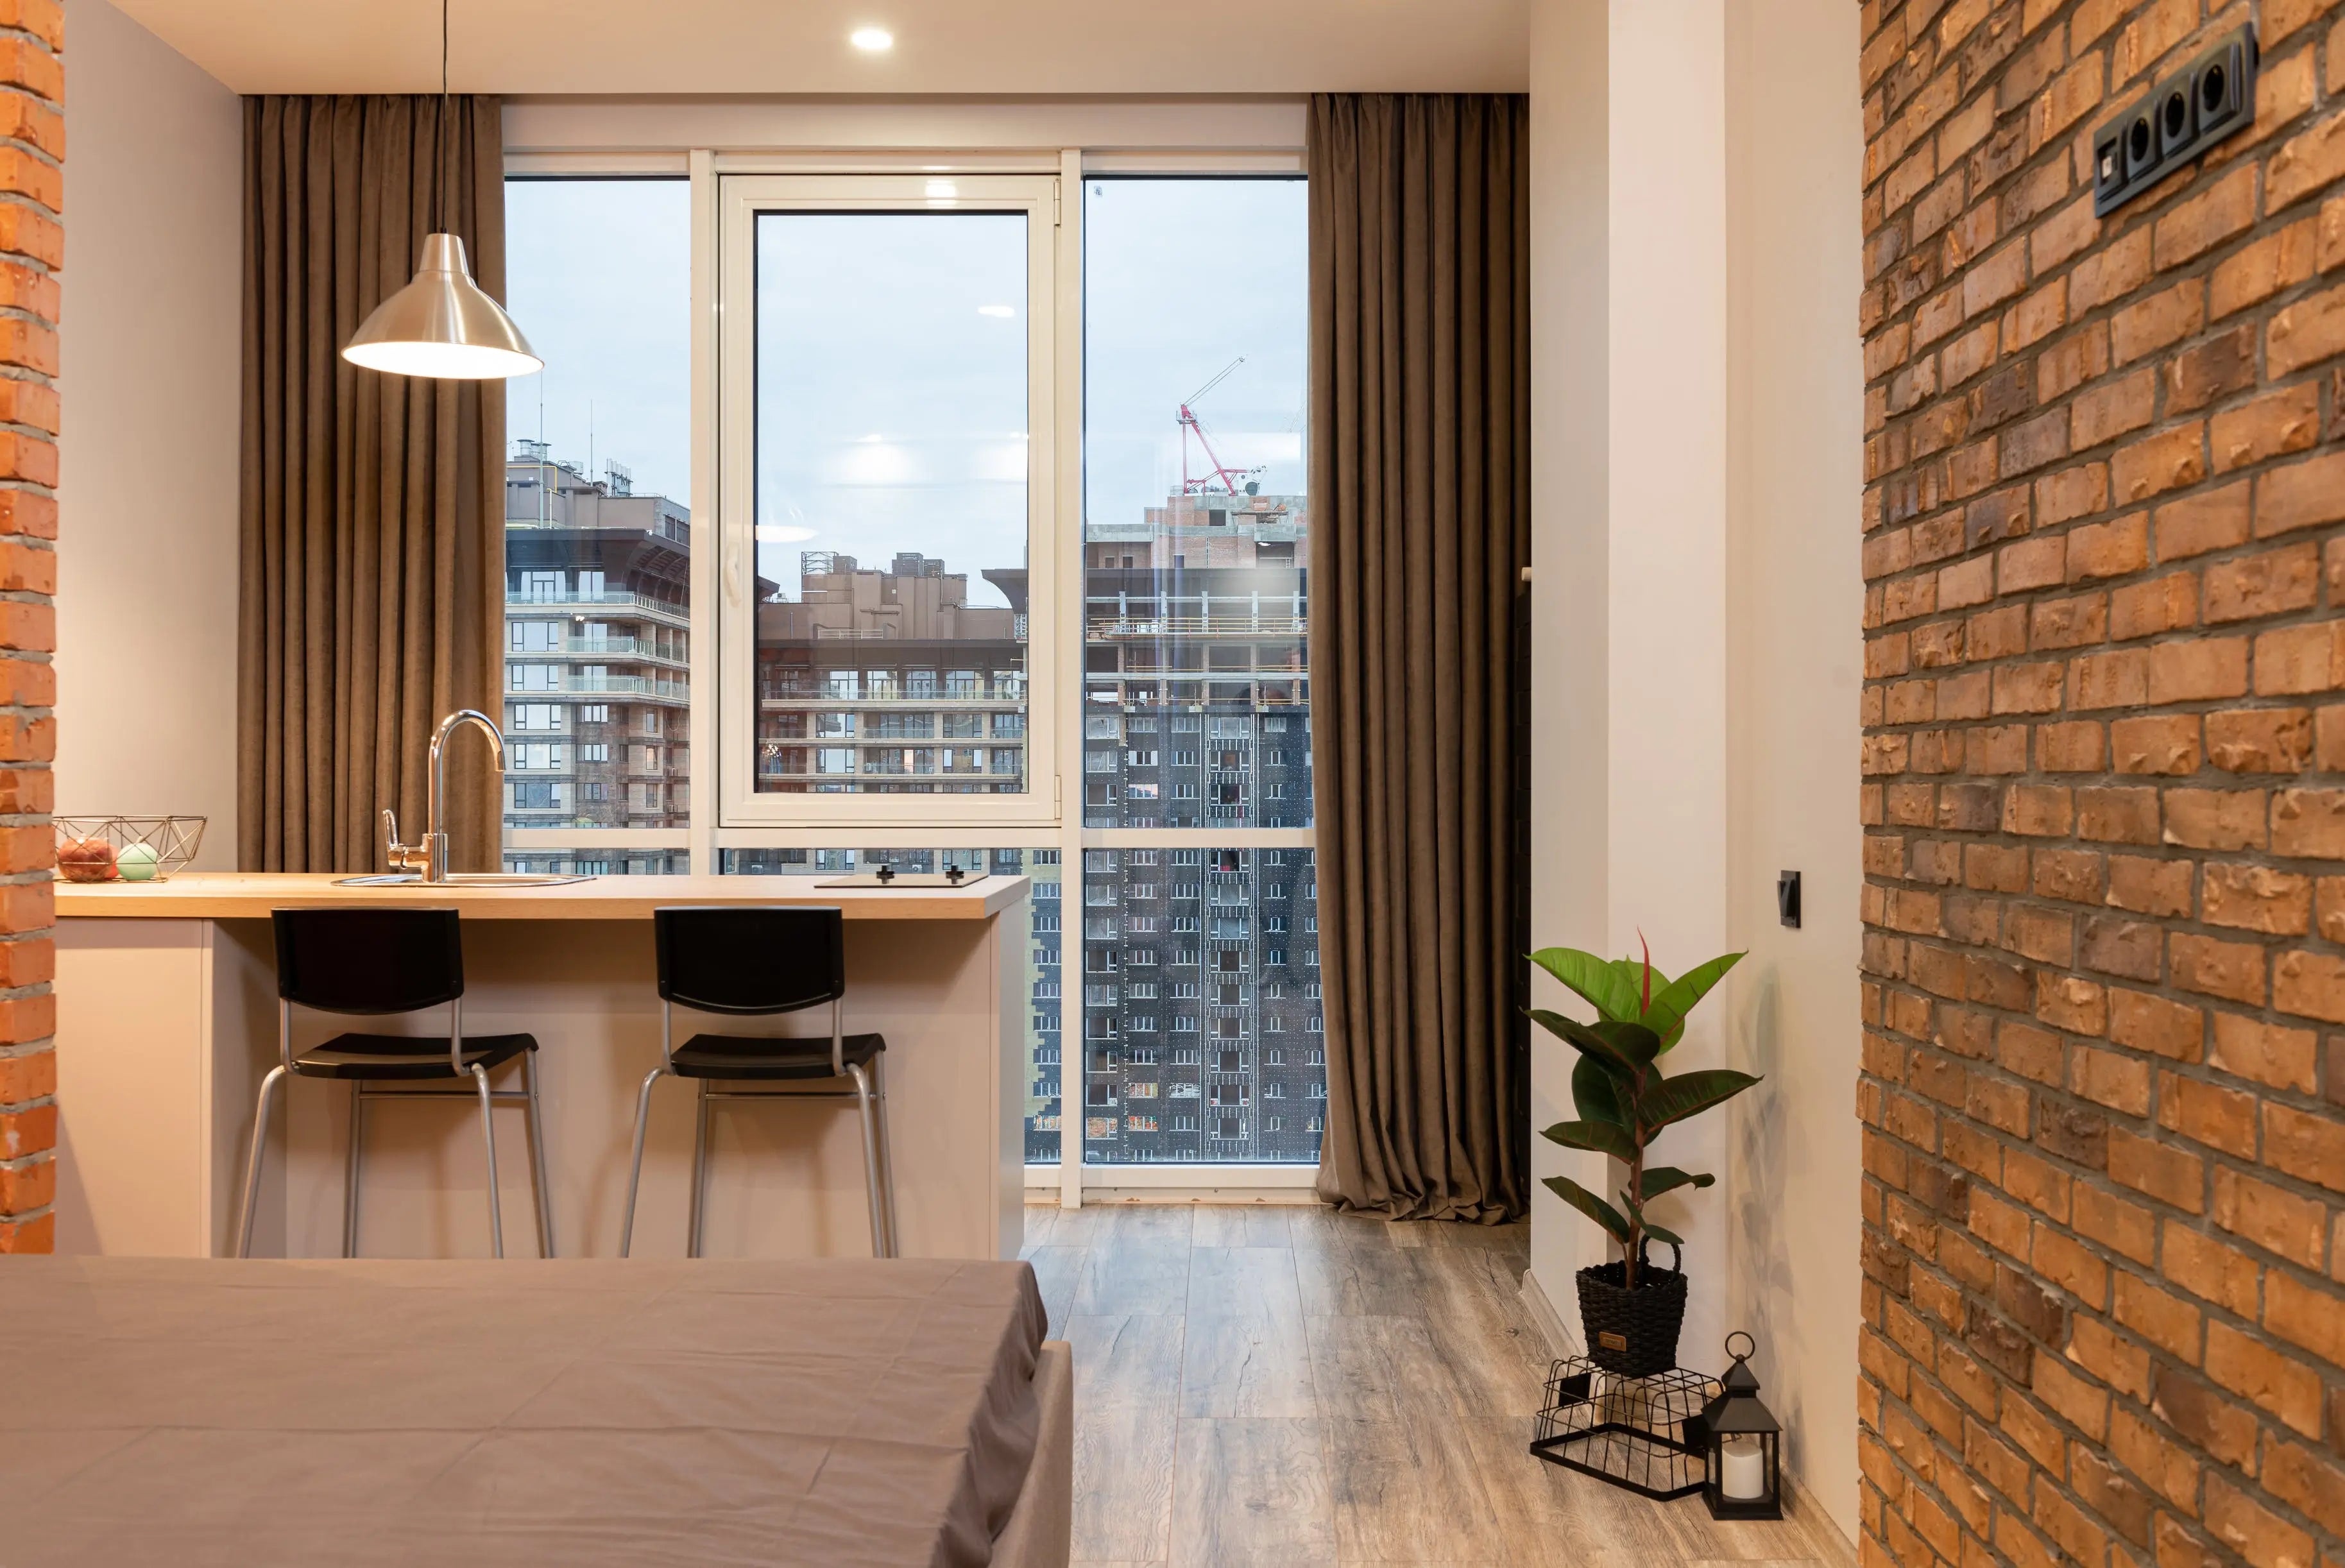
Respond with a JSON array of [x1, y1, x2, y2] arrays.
[[1519, 1266, 1580, 1359]]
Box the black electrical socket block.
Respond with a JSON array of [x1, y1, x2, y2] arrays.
[[2093, 26, 2257, 217]]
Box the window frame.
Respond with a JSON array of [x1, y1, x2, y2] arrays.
[[503, 147, 1318, 1202], [714, 173, 1067, 833]]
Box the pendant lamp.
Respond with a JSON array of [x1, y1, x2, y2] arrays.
[[341, 0, 540, 380]]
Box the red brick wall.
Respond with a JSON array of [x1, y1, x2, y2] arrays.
[[1859, 3, 2345, 1565], [0, 0, 58, 1257]]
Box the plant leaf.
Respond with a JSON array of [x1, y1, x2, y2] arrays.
[[1540, 1118, 1639, 1162], [1642, 1220, 1685, 1246], [1641, 951, 1744, 1051], [1639, 1166, 1717, 1201], [1530, 1010, 1644, 1078], [1611, 955, 1671, 1003], [1572, 1054, 1632, 1127], [1637, 1068, 1764, 1134], [1585, 1019, 1664, 1069], [1530, 946, 1644, 1021], [1542, 1175, 1631, 1241]]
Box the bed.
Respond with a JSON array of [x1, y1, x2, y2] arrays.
[[1, 1254, 1072, 1568]]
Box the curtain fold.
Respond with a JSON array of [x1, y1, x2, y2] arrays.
[[239, 95, 507, 873], [1308, 93, 1531, 1223]]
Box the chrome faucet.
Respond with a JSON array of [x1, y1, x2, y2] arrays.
[[382, 709, 507, 882]]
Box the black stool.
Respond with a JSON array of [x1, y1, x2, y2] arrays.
[[234, 908, 555, 1259], [621, 906, 898, 1258]]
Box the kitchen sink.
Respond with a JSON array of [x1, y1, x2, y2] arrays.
[[330, 873, 595, 888]]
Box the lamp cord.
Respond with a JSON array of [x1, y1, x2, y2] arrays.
[[435, 0, 450, 235]]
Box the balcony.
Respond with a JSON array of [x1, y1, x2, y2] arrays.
[[507, 588, 688, 622], [505, 672, 690, 700]]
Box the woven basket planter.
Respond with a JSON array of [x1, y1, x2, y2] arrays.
[[1575, 1241, 1687, 1377]]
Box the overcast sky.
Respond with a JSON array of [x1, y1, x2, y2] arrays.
[[505, 176, 1307, 609]]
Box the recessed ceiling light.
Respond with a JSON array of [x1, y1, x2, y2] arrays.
[[977, 304, 1015, 318], [850, 26, 893, 52]]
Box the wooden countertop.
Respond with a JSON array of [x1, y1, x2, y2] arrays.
[[56, 873, 1031, 922]]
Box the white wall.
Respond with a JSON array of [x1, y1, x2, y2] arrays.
[[1528, 0, 1863, 1540], [56, 0, 242, 865]]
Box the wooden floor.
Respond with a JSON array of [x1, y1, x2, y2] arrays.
[[1022, 1202, 1855, 1568]]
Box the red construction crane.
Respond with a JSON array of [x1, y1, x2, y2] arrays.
[[1177, 357, 1266, 497]]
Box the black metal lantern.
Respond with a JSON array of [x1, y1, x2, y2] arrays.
[[1690, 1333, 1782, 1519]]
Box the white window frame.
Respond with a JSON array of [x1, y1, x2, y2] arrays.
[[714, 172, 1065, 833], [502, 145, 1315, 1203]]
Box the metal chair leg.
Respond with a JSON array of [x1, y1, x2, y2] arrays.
[[849, 1062, 888, 1259], [687, 1080, 710, 1259], [871, 1053, 901, 1258], [619, 1064, 667, 1259], [343, 1082, 366, 1258], [471, 1062, 504, 1259], [522, 1050, 555, 1259], [235, 1065, 291, 1259]]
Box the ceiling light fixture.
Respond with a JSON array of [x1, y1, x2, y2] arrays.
[[341, 0, 540, 380], [850, 26, 894, 52]]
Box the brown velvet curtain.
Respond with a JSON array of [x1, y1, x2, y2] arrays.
[[1308, 94, 1531, 1223], [239, 96, 507, 873]]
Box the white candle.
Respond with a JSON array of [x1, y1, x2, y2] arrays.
[[1720, 1435, 1767, 1501]]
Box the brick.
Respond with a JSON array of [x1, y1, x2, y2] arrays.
[[2269, 110, 2345, 214], [2153, 480, 2251, 561], [2206, 545, 2321, 626], [2203, 1476, 2317, 1568], [2207, 1320, 2324, 1437], [2276, 947, 2345, 1023], [2205, 706, 2315, 772], [2266, 1270, 2345, 1368], [2147, 637, 2242, 703], [2170, 931, 2266, 1004], [2211, 219, 2319, 318], [2202, 862, 2314, 934], [2111, 422, 2206, 505], [2069, 366, 2156, 449], [2272, 788, 2345, 856], [2254, 449, 2345, 538], [2163, 1220, 2260, 1313], [2108, 985, 2202, 1058], [2153, 166, 2258, 269], [2119, 1270, 2205, 1360], [2166, 788, 2267, 850], [2108, 572, 2196, 640], [2267, 1098, 2345, 1189], [2269, 283, 2345, 377], [2256, 624, 2345, 695], [2210, 1011, 2319, 1091], [2212, 384, 2322, 477], [2077, 787, 2158, 843], [2110, 277, 2204, 366], [2111, 713, 2202, 774], [2166, 1071, 2260, 1166]]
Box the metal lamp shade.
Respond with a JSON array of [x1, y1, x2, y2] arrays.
[[341, 234, 541, 380]]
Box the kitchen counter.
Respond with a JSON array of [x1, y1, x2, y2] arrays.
[[55, 871, 1029, 1265], [56, 871, 1029, 921]]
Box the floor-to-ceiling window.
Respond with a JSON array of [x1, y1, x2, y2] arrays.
[[500, 177, 692, 875], [1078, 176, 1319, 1165], [505, 161, 1318, 1188]]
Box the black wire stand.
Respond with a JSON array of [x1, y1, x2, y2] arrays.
[[1528, 1356, 1714, 1500]]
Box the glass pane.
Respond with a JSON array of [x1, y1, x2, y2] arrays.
[[501, 844, 688, 876], [753, 213, 1030, 798], [1076, 848, 1320, 1163], [1082, 179, 1309, 830], [721, 847, 1064, 1164], [501, 178, 692, 856]]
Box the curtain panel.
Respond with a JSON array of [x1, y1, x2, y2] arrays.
[[239, 95, 507, 873], [1308, 93, 1531, 1222]]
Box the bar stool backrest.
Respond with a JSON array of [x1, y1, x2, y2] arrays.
[[654, 906, 846, 1016], [272, 908, 465, 1015]]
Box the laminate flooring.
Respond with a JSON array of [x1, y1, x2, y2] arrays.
[[1021, 1202, 1856, 1568]]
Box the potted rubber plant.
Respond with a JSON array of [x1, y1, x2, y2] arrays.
[[1531, 942, 1761, 1377]]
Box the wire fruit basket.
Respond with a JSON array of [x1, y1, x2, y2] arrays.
[[55, 816, 208, 883]]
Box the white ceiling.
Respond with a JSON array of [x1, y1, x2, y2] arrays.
[[108, 0, 1530, 98]]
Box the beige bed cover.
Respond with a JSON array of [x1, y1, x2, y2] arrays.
[[1, 1254, 1046, 1567]]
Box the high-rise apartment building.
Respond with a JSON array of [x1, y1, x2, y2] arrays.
[[1077, 490, 1322, 1164], [502, 444, 692, 873], [754, 553, 1027, 794]]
